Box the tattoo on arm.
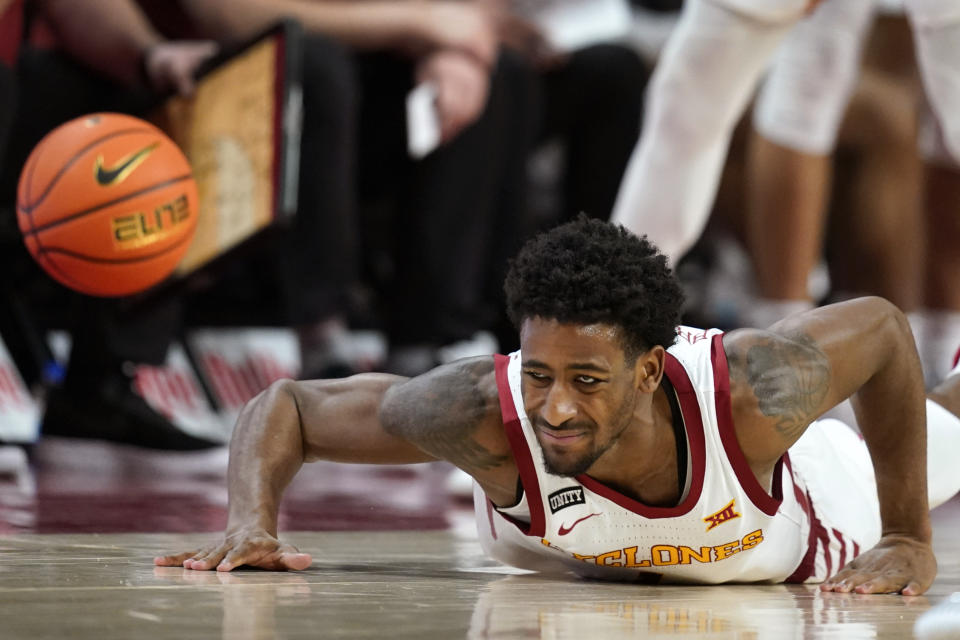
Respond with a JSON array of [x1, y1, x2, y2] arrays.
[[733, 332, 831, 441], [383, 358, 509, 471]]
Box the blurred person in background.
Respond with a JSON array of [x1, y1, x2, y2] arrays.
[[489, 0, 647, 225], [462, 0, 649, 356]]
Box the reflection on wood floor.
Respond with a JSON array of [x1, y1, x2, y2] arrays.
[[0, 437, 958, 639]]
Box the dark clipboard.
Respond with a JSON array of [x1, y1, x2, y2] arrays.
[[145, 19, 303, 295]]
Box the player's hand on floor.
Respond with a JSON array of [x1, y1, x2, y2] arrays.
[[821, 534, 936, 595], [153, 526, 312, 572]]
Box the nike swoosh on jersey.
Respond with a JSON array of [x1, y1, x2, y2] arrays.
[[558, 512, 601, 536], [94, 141, 160, 186]]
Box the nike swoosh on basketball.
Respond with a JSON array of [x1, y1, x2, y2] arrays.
[[558, 513, 601, 536], [94, 141, 160, 186]]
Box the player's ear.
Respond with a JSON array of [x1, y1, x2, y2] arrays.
[[634, 345, 665, 393]]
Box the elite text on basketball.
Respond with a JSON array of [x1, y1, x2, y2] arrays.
[[112, 193, 191, 250]]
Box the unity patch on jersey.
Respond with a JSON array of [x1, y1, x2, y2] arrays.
[[548, 487, 586, 513]]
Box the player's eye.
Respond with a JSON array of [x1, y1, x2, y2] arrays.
[[523, 370, 549, 382], [575, 375, 600, 385]]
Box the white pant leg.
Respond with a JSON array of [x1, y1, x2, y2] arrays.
[[926, 398, 960, 509], [903, 0, 960, 28], [753, 0, 878, 155], [906, 0, 960, 161], [611, 0, 798, 262]]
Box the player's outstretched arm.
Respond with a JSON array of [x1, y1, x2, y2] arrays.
[[154, 373, 438, 572], [724, 297, 935, 595]]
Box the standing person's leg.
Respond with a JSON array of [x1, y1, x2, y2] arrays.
[[277, 35, 365, 378], [827, 68, 923, 311], [917, 156, 960, 386], [910, 0, 960, 384], [906, 0, 960, 161], [358, 52, 527, 374], [540, 43, 647, 222], [610, 0, 800, 262], [745, 0, 876, 327]]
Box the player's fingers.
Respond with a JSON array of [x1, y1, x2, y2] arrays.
[[216, 544, 273, 572], [180, 547, 210, 569], [222, 544, 312, 572], [185, 546, 229, 571], [821, 568, 858, 592], [277, 550, 312, 571], [901, 580, 928, 596], [853, 575, 905, 594], [180, 545, 218, 569], [153, 550, 200, 566]]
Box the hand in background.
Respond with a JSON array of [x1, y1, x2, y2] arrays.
[[493, 11, 565, 70], [416, 49, 491, 143], [143, 40, 218, 97]]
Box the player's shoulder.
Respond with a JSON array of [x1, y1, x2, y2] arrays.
[[722, 326, 833, 462], [721, 325, 827, 375], [380, 355, 502, 440], [381, 355, 516, 494]]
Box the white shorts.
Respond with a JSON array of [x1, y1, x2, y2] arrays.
[[788, 418, 882, 549], [753, 0, 877, 155], [791, 398, 960, 555], [904, 0, 960, 28]]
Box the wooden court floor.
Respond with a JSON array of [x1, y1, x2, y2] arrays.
[[0, 440, 958, 639]]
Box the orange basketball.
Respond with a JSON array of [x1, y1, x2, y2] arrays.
[[16, 112, 199, 297]]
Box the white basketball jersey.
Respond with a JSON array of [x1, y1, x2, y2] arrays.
[[474, 327, 854, 584]]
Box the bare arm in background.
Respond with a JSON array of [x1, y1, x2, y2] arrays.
[[180, 0, 497, 140], [179, 0, 497, 68], [37, 0, 216, 95], [38, 0, 163, 86]]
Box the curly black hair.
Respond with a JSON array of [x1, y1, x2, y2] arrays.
[[504, 216, 684, 358]]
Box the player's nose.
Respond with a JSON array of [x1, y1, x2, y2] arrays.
[[541, 383, 578, 426]]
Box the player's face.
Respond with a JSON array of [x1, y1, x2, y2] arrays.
[[519, 318, 644, 477]]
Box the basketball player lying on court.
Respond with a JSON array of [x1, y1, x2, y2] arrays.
[[156, 217, 960, 595]]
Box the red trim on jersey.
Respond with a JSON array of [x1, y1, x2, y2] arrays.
[[818, 520, 832, 578], [575, 351, 706, 518], [712, 334, 784, 516], [784, 456, 828, 584], [485, 499, 498, 540], [853, 541, 860, 558], [786, 499, 829, 582], [833, 528, 847, 569], [493, 354, 545, 537]]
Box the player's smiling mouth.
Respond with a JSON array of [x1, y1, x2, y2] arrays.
[[538, 428, 586, 444]]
